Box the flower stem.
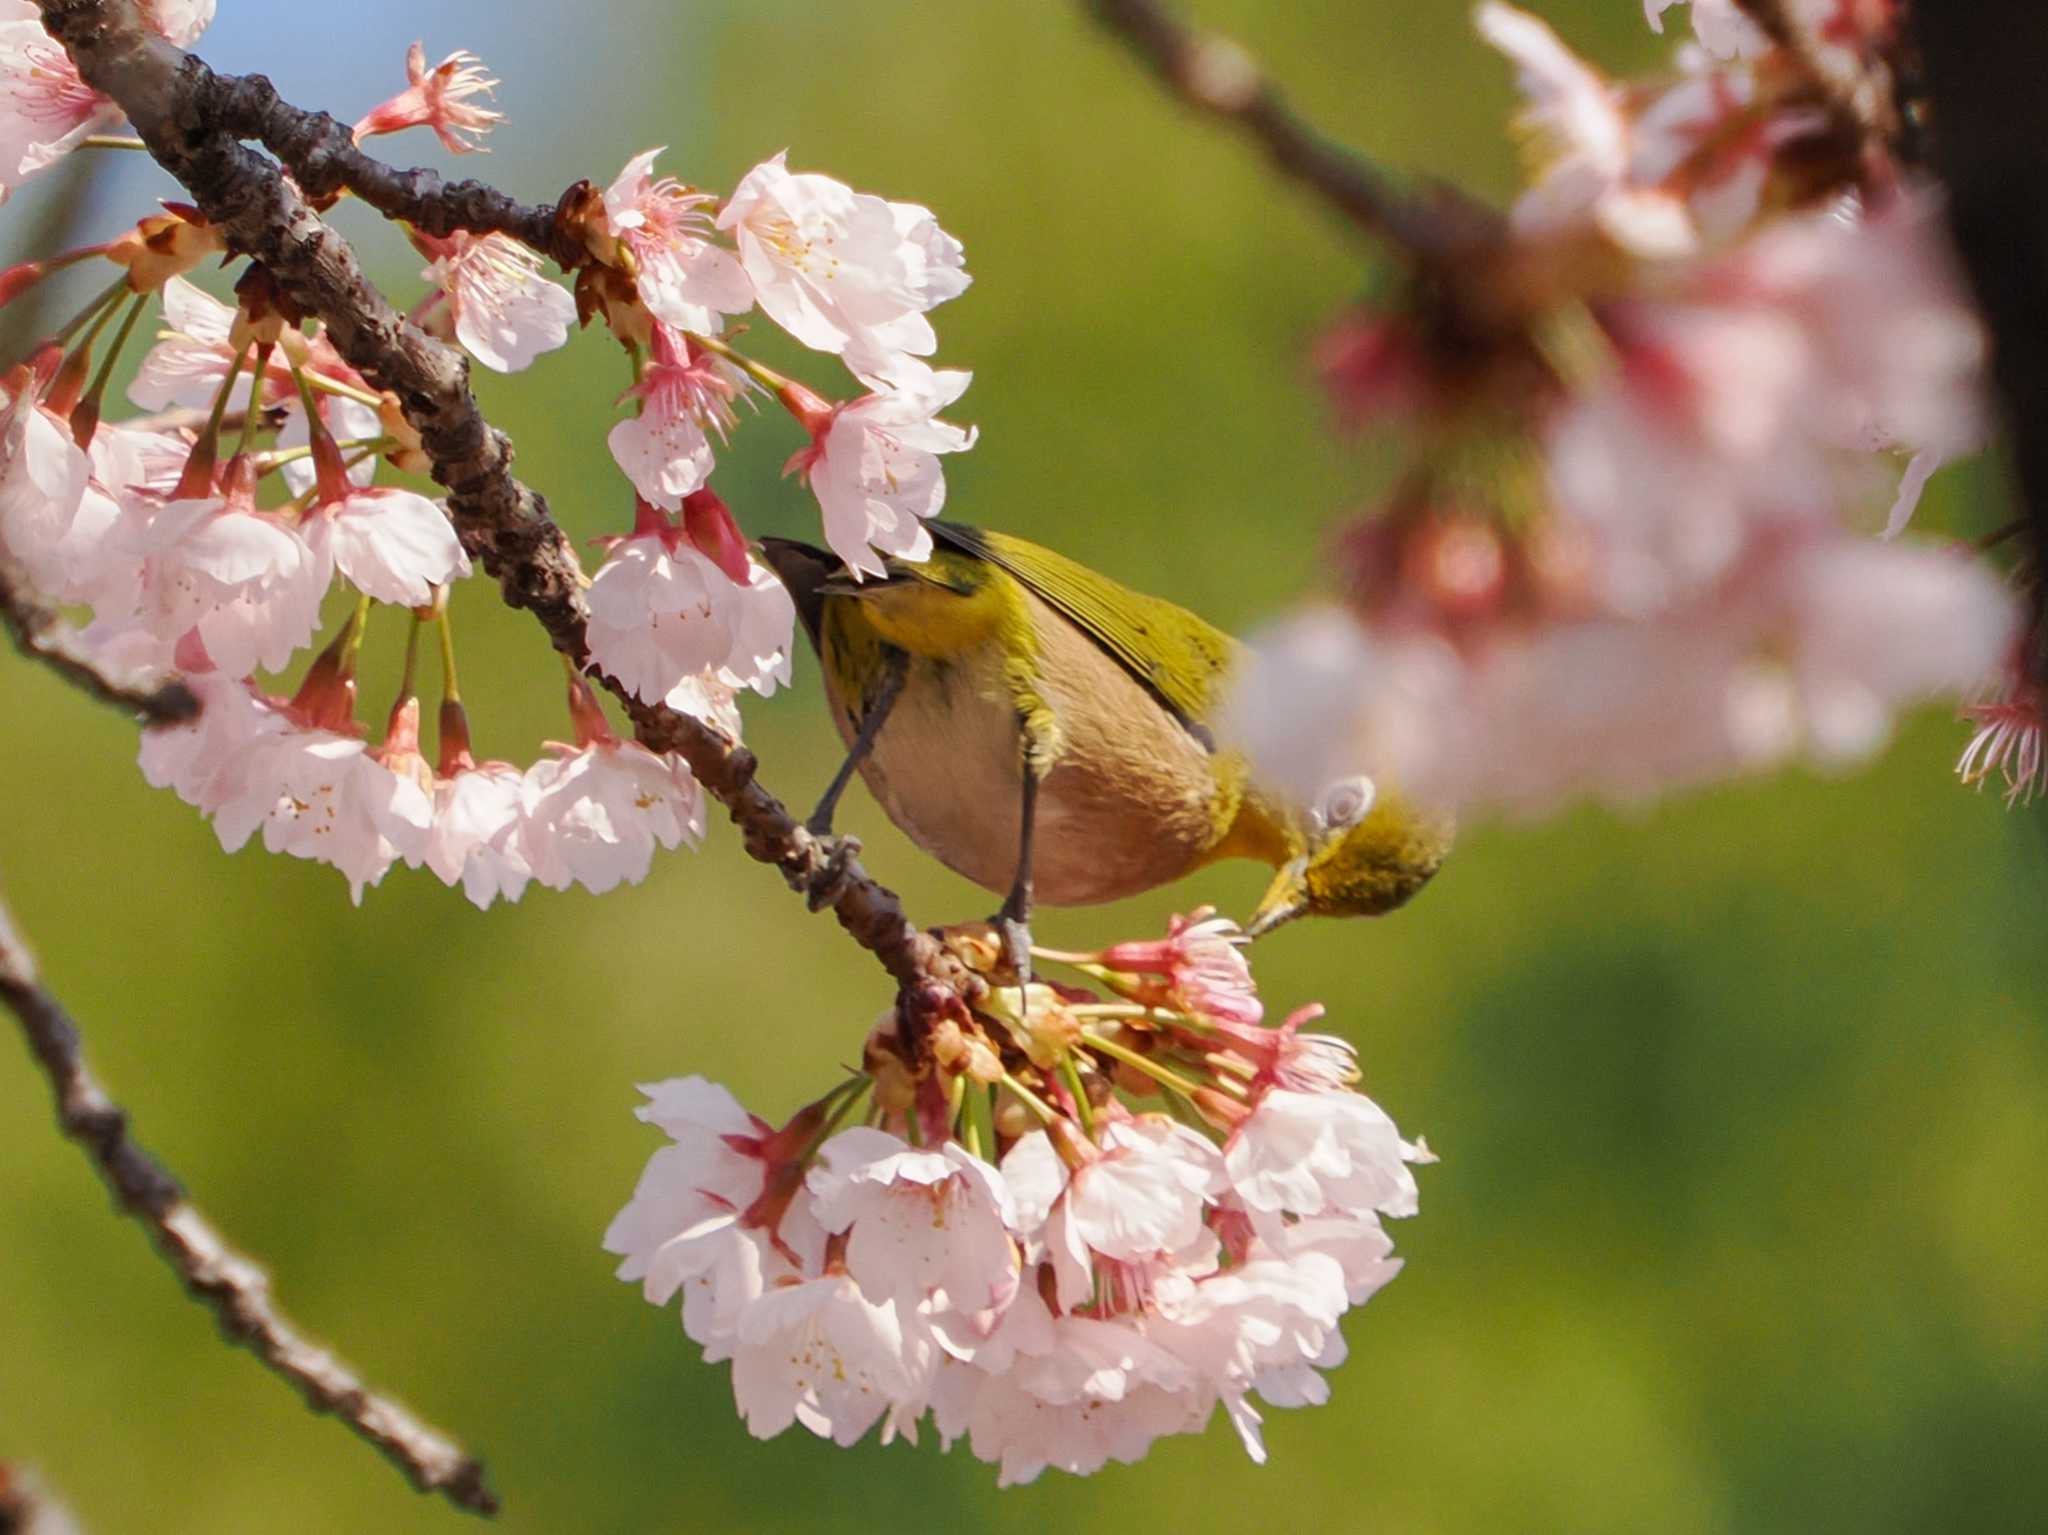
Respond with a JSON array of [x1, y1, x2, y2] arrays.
[[80, 291, 147, 411], [1057, 1051, 1096, 1135], [685, 329, 793, 394], [1079, 1029, 1203, 1099], [80, 135, 148, 151], [965, 1077, 998, 1161], [436, 602, 462, 704], [999, 1071, 1061, 1128], [51, 272, 131, 348]]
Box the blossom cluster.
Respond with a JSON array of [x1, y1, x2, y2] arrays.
[[607, 912, 1426, 1483], [0, 8, 979, 900], [1226, 0, 2038, 816]]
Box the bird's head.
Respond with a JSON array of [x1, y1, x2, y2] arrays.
[[1245, 774, 1454, 937]]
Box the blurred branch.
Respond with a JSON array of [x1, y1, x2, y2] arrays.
[[1084, 0, 1499, 261], [1911, 2, 2048, 626], [30, 3, 977, 1017], [0, 887, 499, 1517], [0, 563, 197, 724]]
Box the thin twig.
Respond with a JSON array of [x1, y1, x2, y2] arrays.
[[0, 888, 499, 1517], [32, 0, 981, 1023], [0, 563, 196, 724], [1084, 0, 1497, 260]]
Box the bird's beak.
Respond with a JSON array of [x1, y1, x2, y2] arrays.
[[1245, 858, 1309, 940]]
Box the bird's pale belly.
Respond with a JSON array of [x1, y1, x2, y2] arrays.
[[825, 630, 1228, 907]]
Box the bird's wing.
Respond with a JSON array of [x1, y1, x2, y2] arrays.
[[928, 521, 1238, 736]]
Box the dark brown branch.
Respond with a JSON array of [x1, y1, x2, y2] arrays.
[[0, 888, 499, 1518], [1085, 0, 1498, 261], [30, 3, 977, 1006], [0, 562, 196, 724]]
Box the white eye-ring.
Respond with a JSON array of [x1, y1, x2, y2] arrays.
[[1314, 774, 1377, 833]]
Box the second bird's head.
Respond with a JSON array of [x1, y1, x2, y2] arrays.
[[1245, 774, 1455, 938]]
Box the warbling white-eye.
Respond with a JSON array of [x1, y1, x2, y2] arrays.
[[760, 523, 1452, 963]]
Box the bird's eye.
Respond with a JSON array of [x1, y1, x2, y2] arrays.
[[1316, 774, 1377, 832]]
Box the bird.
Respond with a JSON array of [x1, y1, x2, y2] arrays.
[[758, 522, 1452, 963]]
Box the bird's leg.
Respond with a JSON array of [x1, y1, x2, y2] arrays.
[[995, 756, 1039, 991], [806, 650, 907, 837]]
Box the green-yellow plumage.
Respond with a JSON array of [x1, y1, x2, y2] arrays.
[[760, 523, 1452, 933]]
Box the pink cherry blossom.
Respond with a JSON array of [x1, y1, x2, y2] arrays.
[[1097, 909, 1261, 1027], [519, 737, 704, 894], [424, 761, 531, 908], [718, 152, 970, 366], [600, 148, 752, 335], [730, 1272, 933, 1448], [807, 1127, 1020, 1315], [1644, 0, 1768, 58], [351, 42, 501, 154], [128, 459, 326, 677], [415, 230, 574, 373], [128, 277, 305, 414], [0, 372, 92, 597], [1224, 1086, 1420, 1224], [0, 6, 123, 201], [585, 497, 796, 705], [136, 0, 215, 48], [605, 326, 749, 509], [1478, 2, 1695, 257], [300, 485, 469, 607], [788, 363, 976, 579], [138, 671, 291, 818], [202, 720, 435, 904]]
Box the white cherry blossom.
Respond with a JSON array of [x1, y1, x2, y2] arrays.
[[0, 6, 123, 201], [730, 1272, 931, 1447], [719, 152, 969, 365]]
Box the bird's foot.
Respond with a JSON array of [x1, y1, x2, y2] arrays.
[[992, 910, 1033, 993]]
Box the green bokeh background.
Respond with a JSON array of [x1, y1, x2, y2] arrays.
[[5, 3, 2047, 1531]]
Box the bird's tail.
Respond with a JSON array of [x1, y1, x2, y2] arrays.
[[757, 537, 837, 647]]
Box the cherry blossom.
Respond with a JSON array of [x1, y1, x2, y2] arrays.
[[806, 1127, 1020, 1314], [519, 727, 705, 896], [1958, 676, 2047, 809], [718, 152, 970, 366], [126, 457, 326, 678], [730, 1273, 932, 1447], [424, 760, 531, 908], [1096, 909, 1261, 1026], [598, 148, 752, 336], [414, 230, 575, 373], [0, 4, 123, 201], [0, 370, 92, 597], [1224, 1086, 1420, 1225], [585, 495, 796, 705], [1644, 0, 1770, 59], [351, 42, 501, 154], [300, 485, 470, 607], [605, 326, 747, 508], [787, 363, 977, 579]]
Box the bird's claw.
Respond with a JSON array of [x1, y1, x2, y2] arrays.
[[994, 912, 1033, 992]]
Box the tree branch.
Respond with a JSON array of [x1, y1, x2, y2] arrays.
[[1084, 0, 1499, 261], [0, 562, 196, 724], [0, 887, 499, 1518], [31, 0, 980, 1019]]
